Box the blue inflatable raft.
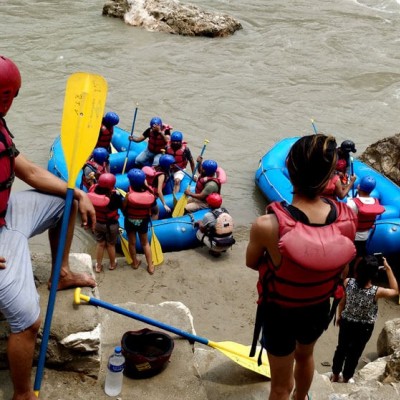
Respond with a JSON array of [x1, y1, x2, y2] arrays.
[[47, 127, 207, 252], [255, 136, 400, 256]]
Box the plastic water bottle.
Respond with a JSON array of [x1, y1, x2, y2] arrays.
[[104, 346, 125, 396]]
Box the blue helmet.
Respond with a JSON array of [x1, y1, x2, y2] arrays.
[[103, 112, 119, 126], [150, 117, 162, 128], [159, 154, 175, 169], [128, 168, 146, 188], [202, 160, 218, 177], [92, 147, 109, 164], [171, 131, 183, 142], [359, 175, 376, 193]]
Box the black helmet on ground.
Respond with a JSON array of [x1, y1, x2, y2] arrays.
[[121, 328, 174, 379]]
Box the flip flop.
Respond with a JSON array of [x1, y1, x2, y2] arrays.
[[131, 260, 142, 270], [147, 265, 155, 275], [109, 261, 118, 271]]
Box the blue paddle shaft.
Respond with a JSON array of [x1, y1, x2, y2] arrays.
[[86, 296, 209, 345], [189, 142, 208, 185], [125, 106, 139, 155], [33, 189, 74, 391]]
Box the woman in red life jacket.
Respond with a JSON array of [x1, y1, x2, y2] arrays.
[[165, 131, 195, 193], [130, 116, 171, 167], [321, 159, 356, 200], [346, 175, 385, 275], [87, 173, 123, 272], [81, 147, 110, 190], [331, 255, 398, 383], [246, 134, 357, 400], [123, 168, 156, 274], [95, 111, 119, 152]]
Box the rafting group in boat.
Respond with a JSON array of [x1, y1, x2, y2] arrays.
[[83, 112, 235, 273]]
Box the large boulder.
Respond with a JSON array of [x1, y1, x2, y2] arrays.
[[102, 0, 243, 37], [359, 134, 400, 184]]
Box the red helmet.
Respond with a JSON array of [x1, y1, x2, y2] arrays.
[[206, 193, 223, 208], [97, 173, 116, 190], [0, 56, 21, 117], [336, 159, 347, 173]]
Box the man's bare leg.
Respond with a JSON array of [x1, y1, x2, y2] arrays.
[[8, 318, 41, 400], [48, 200, 96, 290]]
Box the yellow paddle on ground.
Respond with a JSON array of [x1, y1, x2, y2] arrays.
[[74, 288, 270, 378], [34, 72, 107, 397]]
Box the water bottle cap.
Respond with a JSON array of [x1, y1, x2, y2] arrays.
[[115, 346, 122, 353]]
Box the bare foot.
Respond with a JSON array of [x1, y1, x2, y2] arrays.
[[49, 271, 96, 290], [147, 265, 155, 275], [94, 263, 103, 273], [131, 260, 141, 270]]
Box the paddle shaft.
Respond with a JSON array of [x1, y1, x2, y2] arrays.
[[78, 292, 208, 345], [34, 190, 74, 394], [190, 140, 209, 184], [122, 106, 139, 174], [350, 157, 355, 197], [311, 119, 318, 134]]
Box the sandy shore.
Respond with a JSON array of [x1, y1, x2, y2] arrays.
[[1, 228, 398, 399], [91, 230, 399, 376]]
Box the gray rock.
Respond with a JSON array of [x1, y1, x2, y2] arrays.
[[359, 134, 400, 184], [377, 318, 400, 357], [103, 0, 242, 37]]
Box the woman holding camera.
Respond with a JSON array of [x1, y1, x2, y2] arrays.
[[330, 255, 399, 383]]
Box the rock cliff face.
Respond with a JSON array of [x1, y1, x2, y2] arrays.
[[102, 0, 242, 37], [359, 134, 400, 185]]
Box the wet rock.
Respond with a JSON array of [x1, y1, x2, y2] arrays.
[[102, 0, 242, 37], [359, 134, 400, 184]]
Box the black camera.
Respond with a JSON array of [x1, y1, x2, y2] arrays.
[[373, 252, 384, 267]]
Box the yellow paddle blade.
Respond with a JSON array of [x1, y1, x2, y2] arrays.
[[61, 72, 107, 187], [119, 230, 133, 265], [151, 226, 164, 266], [208, 340, 271, 378], [172, 193, 188, 218]]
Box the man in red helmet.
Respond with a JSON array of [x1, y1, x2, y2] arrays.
[[194, 193, 235, 257], [0, 55, 96, 400]]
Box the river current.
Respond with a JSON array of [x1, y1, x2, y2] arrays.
[[2, 0, 400, 252]]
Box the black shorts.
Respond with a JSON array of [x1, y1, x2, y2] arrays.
[[124, 217, 150, 234], [261, 299, 330, 357]]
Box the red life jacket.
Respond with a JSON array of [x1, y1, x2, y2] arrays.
[[166, 142, 188, 170], [147, 130, 166, 154], [151, 171, 167, 197], [257, 201, 356, 308], [126, 188, 155, 219], [95, 125, 113, 149], [87, 185, 119, 223], [0, 118, 16, 227], [81, 160, 107, 189], [353, 197, 385, 231], [321, 174, 340, 199], [195, 176, 221, 194]]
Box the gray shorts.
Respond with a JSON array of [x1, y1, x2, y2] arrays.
[[0, 190, 64, 333]]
